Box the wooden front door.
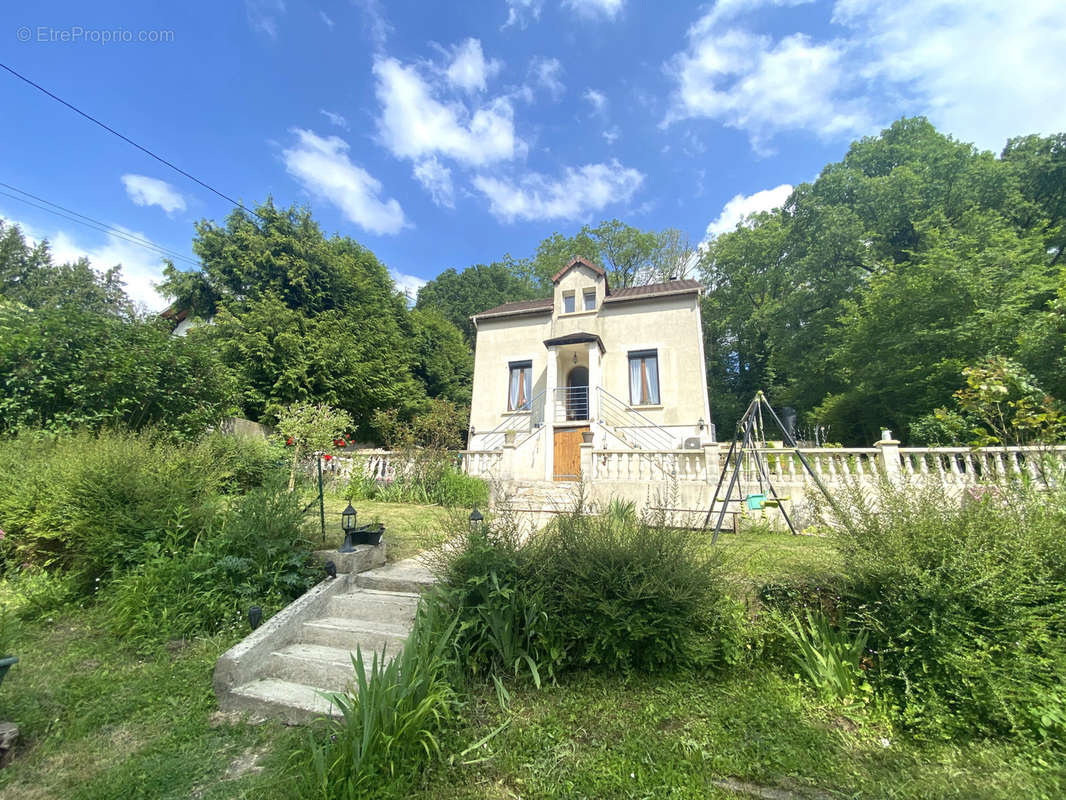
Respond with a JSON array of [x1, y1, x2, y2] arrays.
[[553, 426, 588, 481]]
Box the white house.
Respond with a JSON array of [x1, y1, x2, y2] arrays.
[[467, 256, 713, 484]]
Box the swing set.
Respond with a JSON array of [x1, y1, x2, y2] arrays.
[[701, 391, 838, 544]]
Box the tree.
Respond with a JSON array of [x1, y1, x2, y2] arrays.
[[0, 221, 133, 316], [0, 303, 236, 437], [699, 117, 1066, 442], [272, 402, 354, 491], [409, 308, 474, 404], [161, 200, 426, 438], [415, 261, 539, 345]]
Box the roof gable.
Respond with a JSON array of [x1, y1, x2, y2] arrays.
[[550, 256, 608, 286]]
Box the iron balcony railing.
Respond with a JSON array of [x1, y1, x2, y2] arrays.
[[552, 386, 590, 422]]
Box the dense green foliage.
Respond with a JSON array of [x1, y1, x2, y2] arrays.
[[702, 119, 1065, 442], [160, 201, 439, 436], [429, 504, 743, 686], [0, 222, 236, 438], [0, 429, 315, 642], [821, 478, 1066, 743]]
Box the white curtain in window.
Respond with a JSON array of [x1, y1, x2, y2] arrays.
[[644, 356, 660, 404], [509, 366, 531, 410], [629, 357, 641, 404]]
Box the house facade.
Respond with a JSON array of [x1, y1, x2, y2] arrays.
[[467, 257, 713, 484]]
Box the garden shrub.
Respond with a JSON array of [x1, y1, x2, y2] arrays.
[[427, 514, 556, 689], [527, 509, 744, 674], [0, 429, 220, 590], [823, 477, 1066, 742], [105, 482, 316, 645], [194, 432, 287, 494]]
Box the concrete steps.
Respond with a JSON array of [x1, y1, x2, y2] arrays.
[[216, 557, 435, 724]]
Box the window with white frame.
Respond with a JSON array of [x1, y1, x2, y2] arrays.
[[628, 349, 660, 405], [583, 288, 596, 311], [508, 360, 533, 410], [563, 291, 575, 313]]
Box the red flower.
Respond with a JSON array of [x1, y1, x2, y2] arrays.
[[286, 437, 295, 446], [323, 454, 333, 461]]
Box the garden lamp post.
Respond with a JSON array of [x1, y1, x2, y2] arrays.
[[339, 503, 358, 553], [469, 506, 485, 536]]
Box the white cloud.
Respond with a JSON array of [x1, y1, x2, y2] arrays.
[[319, 10, 334, 28], [121, 174, 187, 215], [666, 0, 1066, 152], [282, 129, 408, 235], [583, 88, 607, 114], [373, 56, 523, 167], [445, 38, 502, 93], [473, 159, 644, 222], [602, 126, 620, 145], [389, 268, 426, 301], [245, 0, 285, 38], [320, 109, 349, 129], [413, 157, 455, 208], [832, 0, 1066, 151], [502, 0, 543, 29], [530, 57, 565, 99], [664, 24, 868, 149], [703, 183, 793, 240], [1, 211, 172, 310], [563, 0, 624, 19], [354, 0, 390, 49]]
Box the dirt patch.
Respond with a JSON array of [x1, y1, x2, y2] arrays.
[[223, 747, 265, 780]]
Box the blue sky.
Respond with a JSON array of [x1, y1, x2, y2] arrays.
[[1, 0, 1064, 309]]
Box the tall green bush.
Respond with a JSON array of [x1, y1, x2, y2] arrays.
[[528, 509, 744, 673], [823, 477, 1066, 741]]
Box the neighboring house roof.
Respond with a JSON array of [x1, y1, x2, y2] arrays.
[[550, 255, 608, 284], [161, 305, 190, 323], [472, 278, 702, 321]]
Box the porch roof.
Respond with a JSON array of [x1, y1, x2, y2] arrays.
[[542, 331, 606, 353]]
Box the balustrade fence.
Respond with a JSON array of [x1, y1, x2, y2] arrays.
[[328, 445, 1066, 490]]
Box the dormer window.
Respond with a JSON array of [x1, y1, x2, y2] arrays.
[[563, 291, 576, 313], [583, 289, 596, 311]]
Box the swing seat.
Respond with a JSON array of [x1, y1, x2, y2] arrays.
[[745, 493, 766, 511]]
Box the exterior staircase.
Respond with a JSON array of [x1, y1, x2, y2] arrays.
[[214, 556, 434, 725]]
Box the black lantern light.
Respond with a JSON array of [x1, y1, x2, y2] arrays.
[[469, 506, 485, 536], [248, 605, 263, 630], [339, 503, 358, 552]]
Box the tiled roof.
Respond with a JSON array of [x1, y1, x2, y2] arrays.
[[472, 297, 553, 319], [472, 279, 702, 321], [603, 279, 702, 302]]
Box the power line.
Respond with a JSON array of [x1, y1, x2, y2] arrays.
[[0, 181, 199, 265], [0, 183, 201, 268], [0, 61, 264, 222]]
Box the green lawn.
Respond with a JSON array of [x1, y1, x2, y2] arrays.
[[412, 672, 1057, 800]]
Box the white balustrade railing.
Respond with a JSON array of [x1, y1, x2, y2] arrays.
[[592, 449, 708, 482], [898, 446, 1066, 484], [459, 450, 503, 478]]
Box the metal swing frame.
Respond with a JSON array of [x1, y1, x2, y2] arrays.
[[701, 391, 839, 544]]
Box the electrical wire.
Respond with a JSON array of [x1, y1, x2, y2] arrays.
[[0, 61, 264, 221], [0, 184, 201, 268]]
